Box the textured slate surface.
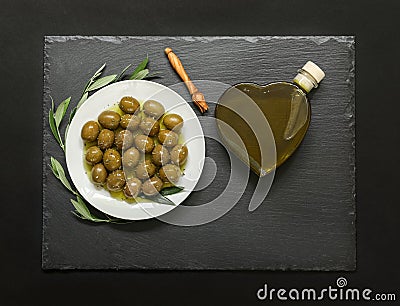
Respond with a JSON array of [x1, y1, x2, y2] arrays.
[[43, 36, 355, 270]]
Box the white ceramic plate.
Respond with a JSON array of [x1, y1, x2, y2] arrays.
[[66, 80, 205, 220]]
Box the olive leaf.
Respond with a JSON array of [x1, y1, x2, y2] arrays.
[[146, 186, 184, 205], [71, 196, 94, 221], [67, 92, 88, 127], [148, 193, 177, 206], [71, 195, 110, 222], [130, 69, 149, 80], [93, 63, 106, 79], [49, 96, 71, 150], [68, 107, 78, 124], [54, 97, 71, 127], [86, 74, 118, 91], [50, 156, 77, 195], [48, 98, 64, 150], [64, 123, 70, 145], [129, 56, 149, 79], [71, 195, 130, 224], [76, 92, 89, 109], [82, 63, 106, 94], [89, 63, 106, 86], [116, 64, 132, 81], [160, 186, 184, 196]]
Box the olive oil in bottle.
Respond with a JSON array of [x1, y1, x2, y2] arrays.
[[215, 61, 325, 176]]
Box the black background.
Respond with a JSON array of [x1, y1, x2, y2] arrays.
[[1, 0, 399, 305]]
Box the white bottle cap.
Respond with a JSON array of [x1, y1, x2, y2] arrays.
[[302, 61, 325, 83]]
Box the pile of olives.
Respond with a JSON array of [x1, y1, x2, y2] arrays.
[[81, 96, 188, 200]]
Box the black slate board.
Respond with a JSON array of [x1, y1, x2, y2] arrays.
[[42, 36, 355, 270]]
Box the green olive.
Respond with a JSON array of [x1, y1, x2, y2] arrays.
[[163, 114, 183, 131], [119, 96, 140, 114], [120, 114, 132, 129], [120, 114, 141, 130], [106, 170, 126, 192], [141, 176, 163, 197], [135, 160, 157, 180], [134, 134, 155, 153], [151, 144, 170, 166], [98, 110, 121, 129], [143, 100, 165, 118], [170, 144, 188, 166], [85, 146, 103, 165], [122, 147, 141, 168], [139, 116, 160, 137], [114, 129, 134, 150], [97, 129, 114, 150], [103, 148, 121, 171], [159, 164, 181, 183], [123, 178, 142, 198], [81, 121, 100, 142], [158, 130, 179, 147], [91, 163, 107, 184]]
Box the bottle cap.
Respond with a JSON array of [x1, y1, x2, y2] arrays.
[[302, 61, 325, 83]]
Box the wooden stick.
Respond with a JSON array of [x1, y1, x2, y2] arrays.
[[164, 47, 208, 113]]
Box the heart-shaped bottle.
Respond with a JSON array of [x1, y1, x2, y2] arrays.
[[215, 61, 325, 176]]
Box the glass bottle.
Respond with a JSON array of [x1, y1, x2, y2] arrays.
[[215, 61, 325, 176]]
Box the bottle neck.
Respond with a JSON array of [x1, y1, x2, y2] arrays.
[[293, 68, 319, 93]]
